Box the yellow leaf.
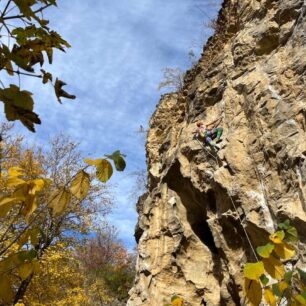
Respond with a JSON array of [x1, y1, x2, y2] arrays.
[[0, 196, 22, 218], [274, 242, 295, 260], [264, 288, 277, 306], [84, 158, 104, 166], [32, 259, 40, 273], [49, 188, 71, 215], [172, 297, 184, 306], [0, 196, 22, 207], [29, 178, 45, 194], [262, 256, 285, 280], [96, 159, 113, 183], [244, 261, 265, 280], [21, 195, 37, 222], [18, 228, 40, 248], [278, 281, 288, 292], [13, 184, 29, 200], [30, 228, 40, 246], [269, 230, 285, 244], [18, 262, 33, 280], [293, 294, 306, 305], [0, 275, 14, 304], [8, 166, 24, 177], [244, 278, 262, 306], [17, 229, 30, 248], [70, 170, 90, 200], [6, 176, 26, 187]]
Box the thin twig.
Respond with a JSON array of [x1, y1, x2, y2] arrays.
[[5, 4, 16, 15], [2, 67, 43, 78], [0, 165, 90, 257], [1, 0, 12, 18], [3, 3, 53, 20]]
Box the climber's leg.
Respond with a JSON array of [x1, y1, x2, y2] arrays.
[[205, 136, 214, 147], [215, 127, 223, 143]]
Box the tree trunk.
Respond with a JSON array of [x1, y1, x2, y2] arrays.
[[13, 273, 33, 304]]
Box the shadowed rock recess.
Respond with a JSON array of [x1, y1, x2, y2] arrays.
[[128, 0, 306, 305]]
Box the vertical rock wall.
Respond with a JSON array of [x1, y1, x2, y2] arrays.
[[128, 0, 306, 305]]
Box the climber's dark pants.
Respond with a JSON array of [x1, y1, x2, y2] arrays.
[[205, 127, 223, 146]]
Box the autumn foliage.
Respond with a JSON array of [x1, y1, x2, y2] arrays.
[[243, 220, 306, 305], [0, 124, 131, 305]]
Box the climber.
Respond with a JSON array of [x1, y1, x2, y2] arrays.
[[193, 116, 224, 150]]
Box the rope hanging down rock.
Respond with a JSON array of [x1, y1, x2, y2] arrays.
[[196, 138, 259, 261]]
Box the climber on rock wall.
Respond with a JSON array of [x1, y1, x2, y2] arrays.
[[193, 116, 224, 150]]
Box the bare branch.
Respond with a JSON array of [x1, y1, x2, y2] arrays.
[[3, 3, 53, 20], [1, 0, 12, 18]]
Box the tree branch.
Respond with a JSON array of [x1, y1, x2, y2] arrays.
[[2, 67, 43, 78], [3, 3, 53, 20], [1, 0, 12, 18]]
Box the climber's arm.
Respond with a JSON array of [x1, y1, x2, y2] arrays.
[[207, 116, 223, 128]]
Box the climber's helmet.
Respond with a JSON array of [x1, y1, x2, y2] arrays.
[[196, 121, 206, 129]]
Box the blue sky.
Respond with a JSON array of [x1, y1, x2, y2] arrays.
[[1, 0, 222, 250]]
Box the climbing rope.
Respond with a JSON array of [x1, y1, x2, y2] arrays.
[[196, 137, 259, 261], [227, 193, 259, 261], [196, 139, 219, 162]]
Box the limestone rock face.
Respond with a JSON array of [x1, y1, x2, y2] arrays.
[[128, 0, 306, 305]]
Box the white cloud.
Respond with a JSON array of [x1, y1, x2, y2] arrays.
[[6, 0, 222, 249]]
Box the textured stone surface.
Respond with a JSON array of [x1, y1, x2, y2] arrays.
[[128, 0, 306, 305]]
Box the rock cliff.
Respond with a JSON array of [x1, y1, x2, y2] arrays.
[[128, 0, 306, 305]]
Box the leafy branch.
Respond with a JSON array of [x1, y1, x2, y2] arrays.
[[0, 0, 75, 132], [243, 220, 306, 305], [0, 148, 126, 304]]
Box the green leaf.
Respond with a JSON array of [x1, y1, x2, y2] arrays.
[[0, 84, 41, 132], [14, 0, 35, 19], [285, 226, 298, 243], [54, 78, 76, 103], [272, 283, 281, 297], [70, 170, 90, 200], [105, 150, 126, 171], [256, 243, 274, 258], [96, 159, 113, 183], [41, 69, 53, 84], [284, 271, 293, 283], [244, 262, 265, 281], [18, 249, 37, 261], [260, 274, 269, 286], [278, 219, 290, 230]]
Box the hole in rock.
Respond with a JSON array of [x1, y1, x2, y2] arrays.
[[191, 219, 218, 254], [164, 161, 218, 254], [207, 189, 217, 213]]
